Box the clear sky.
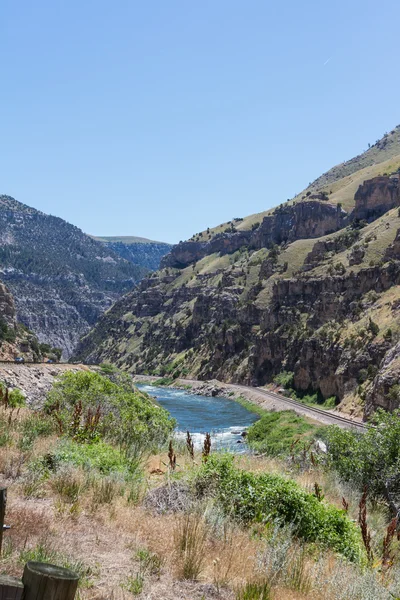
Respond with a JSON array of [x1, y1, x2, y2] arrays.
[[1, 1, 399, 244]]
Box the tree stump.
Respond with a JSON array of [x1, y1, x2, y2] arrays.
[[22, 562, 79, 600], [0, 575, 23, 600]]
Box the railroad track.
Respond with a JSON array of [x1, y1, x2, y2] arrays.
[[233, 384, 366, 431], [1, 365, 367, 431], [159, 376, 367, 431]]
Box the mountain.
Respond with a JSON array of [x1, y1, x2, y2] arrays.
[[74, 125, 400, 419], [0, 195, 149, 357], [0, 280, 43, 362], [93, 236, 171, 271]]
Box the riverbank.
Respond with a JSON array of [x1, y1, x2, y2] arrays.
[[132, 375, 365, 430]]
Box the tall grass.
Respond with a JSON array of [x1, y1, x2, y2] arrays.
[[173, 511, 208, 580], [236, 581, 271, 600]]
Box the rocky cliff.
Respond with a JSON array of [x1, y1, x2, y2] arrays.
[[352, 175, 399, 221], [75, 126, 400, 419], [0, 196, 150, 357], [0, 280, 42, 361]]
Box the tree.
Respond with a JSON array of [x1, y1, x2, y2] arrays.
[[323, 409, 400, 509]]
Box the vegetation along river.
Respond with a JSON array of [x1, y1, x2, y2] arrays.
[[137, 384, 259, 451]]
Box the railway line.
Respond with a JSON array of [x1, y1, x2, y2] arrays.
[[233, 383, 366, 431], [137, 375, 367, 431], [0, 363, 367, 430]]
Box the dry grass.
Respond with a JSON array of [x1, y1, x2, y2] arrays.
[[0, 408, 398, 599]]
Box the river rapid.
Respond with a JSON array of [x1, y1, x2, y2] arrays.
[[137, 384, 259, 452]]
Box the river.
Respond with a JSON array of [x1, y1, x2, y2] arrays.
[[137, 384, 259, 452]]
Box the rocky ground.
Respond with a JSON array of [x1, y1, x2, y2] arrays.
[[0, 363, 91, 407]]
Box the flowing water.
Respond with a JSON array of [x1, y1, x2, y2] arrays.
[[137, 384, 259, 452]]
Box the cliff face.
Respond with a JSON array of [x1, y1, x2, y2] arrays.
[[0, 282, 16, 329], [163, 201, 347, 269], [0, 196, 149, 357], [353, 175, 399, 221], [0, 281, 41, 361], [75, 127, 400, 419]]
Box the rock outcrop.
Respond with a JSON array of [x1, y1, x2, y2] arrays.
[[255, 201, 347, 246], [365, 342, 400, 416], [163, 201, 347, 269], [0, 282, 16, 328], [352, 175, 399, 221]]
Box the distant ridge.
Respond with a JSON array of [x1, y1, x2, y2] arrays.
[[92, 235, 171, 246], [0, 194, 149, 357], [93, 236, 172, 272]]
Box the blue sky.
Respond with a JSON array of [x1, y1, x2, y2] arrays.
[[1, 1, 399, 244]]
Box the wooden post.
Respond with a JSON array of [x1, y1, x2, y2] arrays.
[[22, 562, 79, 600], [0, 487, 7, 557], [0, 575, 23, 600]]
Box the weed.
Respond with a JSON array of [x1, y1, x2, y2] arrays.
[[236, 580, 271, 600], [51, 466, 83, 503], [359, 487, 374, 563], [91, 475, 123, 508], [168, 440, 176, 471], [202, 432, 211, 463], [186, 431, 194, 460], [18, 412, 55, 451], [135, 548, 163, 578], [174, 511, 208, 580], [382, 517, 398, 572], [122, 573, 144, 595], [22, 459, 50, 498]]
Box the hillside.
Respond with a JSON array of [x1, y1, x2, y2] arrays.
[[75, 125, 400, 419], [93, 235, 171, 271], [0, 196, 149, 357], [0, 280, 45, 362]]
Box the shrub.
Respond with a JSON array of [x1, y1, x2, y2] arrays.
[[368, 318, 380, 337], [322, 409, 400, 504], [9, 389, 26, 408], [45, 371, 175, 449], [18, 412, 55, 451], [246, 411, 319, 456], [53, 438, 140, 478], [196, 454, 361, 561], [273, 371, 294, 389]]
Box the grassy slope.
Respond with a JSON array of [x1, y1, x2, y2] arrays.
[[192, 125, 400, 240]]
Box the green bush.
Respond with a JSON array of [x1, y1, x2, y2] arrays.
[[322, 409, 400, 501], [53, 438, 139, 478], [45, 371, 175, 449], [196, 454, 361, 561], [273, 371, 294, 389], [368, 318, 379, 337], [18, 412, 56, 451], [246, 411, 319, 456], [9, 389, 26, 408]]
